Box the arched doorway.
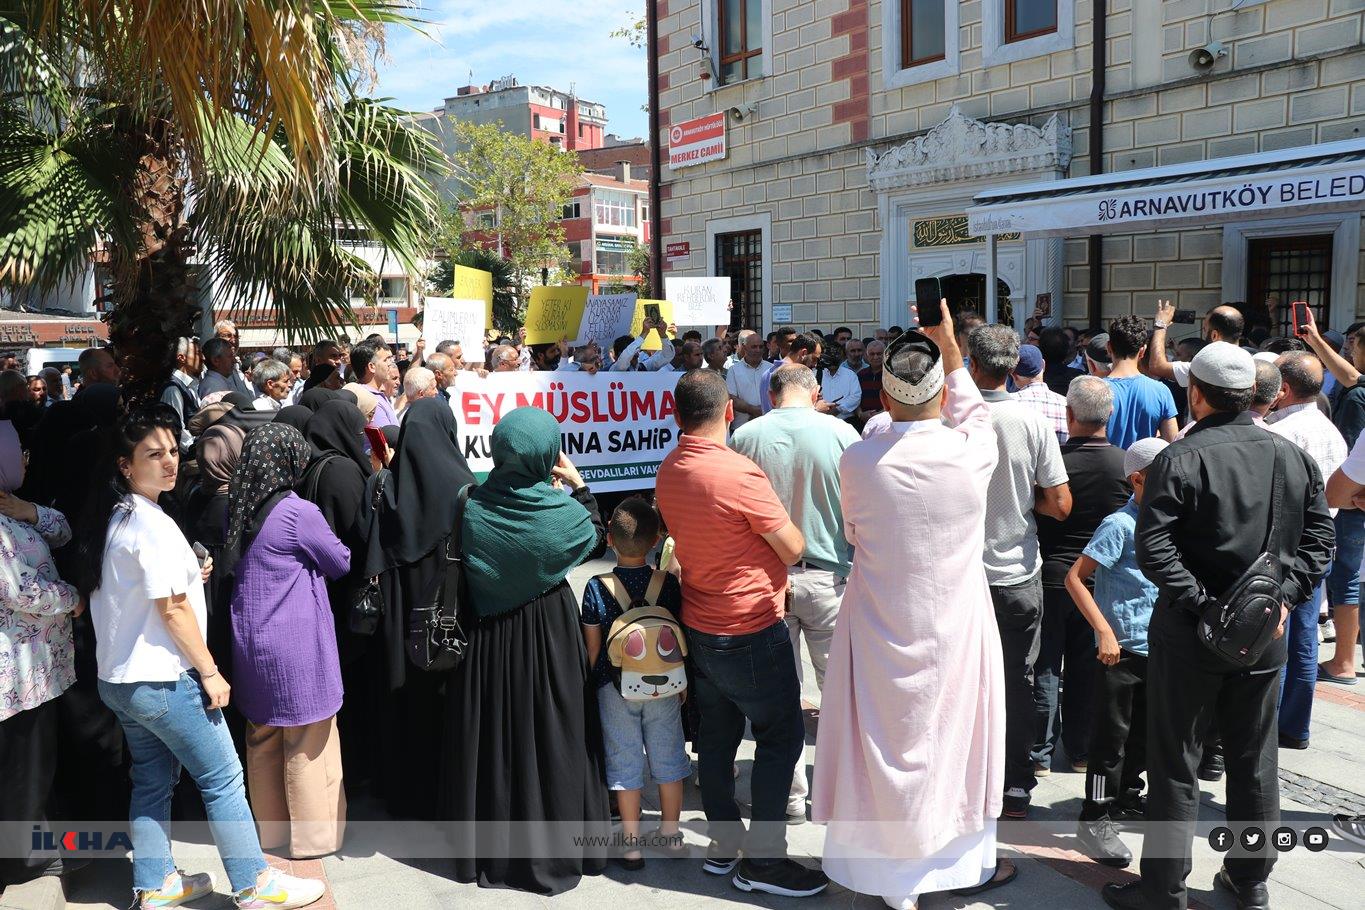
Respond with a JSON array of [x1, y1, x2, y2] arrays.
[[941, 273, 1013, 326]]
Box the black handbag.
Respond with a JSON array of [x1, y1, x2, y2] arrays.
[[1197, 437, 1286, 667], [406, 484, 474, 673]]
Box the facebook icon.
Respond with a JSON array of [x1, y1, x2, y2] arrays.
[[1208, 827, 1234, 853]]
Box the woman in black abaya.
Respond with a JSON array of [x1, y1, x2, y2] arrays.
[[363, 398, 475, 819], [296, 399, 382, 786], [442, 407, 610, 895]]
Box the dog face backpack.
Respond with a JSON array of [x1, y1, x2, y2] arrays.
[[598, 570, 689, 700]]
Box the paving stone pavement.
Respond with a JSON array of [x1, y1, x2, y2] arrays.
[[21, 555, 1365, 910]]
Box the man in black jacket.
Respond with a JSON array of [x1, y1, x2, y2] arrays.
[[1103, 342, 1333, 910]]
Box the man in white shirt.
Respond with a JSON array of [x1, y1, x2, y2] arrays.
[[1266, 350, 1346, 749], [726, 332, 774, 429], [1146, 299, 1246, 388], [816, 348, 861, 422], [610, 317, 676, 371]]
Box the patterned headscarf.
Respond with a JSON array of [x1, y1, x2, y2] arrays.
[[220, 423, 312, 579]]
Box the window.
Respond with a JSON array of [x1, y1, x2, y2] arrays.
[[641, 204, 650, 224], [595, 238, 637, 276], [1247, 235, 1333, 336], [474, 211, 496, 230], [1005, 0, 1056, 43], [900, 1, 945, 68], [716, 230, 762, 332], [594, 194, 636, 229], [379, 276, 408, 304], [982, 0, 1070, 67], [561, 201, 582, 220], [718, 0, 763, 83]]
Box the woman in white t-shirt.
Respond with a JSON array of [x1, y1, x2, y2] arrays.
[[73, 405, 324, 910]]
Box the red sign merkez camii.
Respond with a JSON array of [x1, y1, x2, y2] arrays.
[[668, 113, 726, 170]]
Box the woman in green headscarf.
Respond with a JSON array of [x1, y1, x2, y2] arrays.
[[441, 407, 610, 895]]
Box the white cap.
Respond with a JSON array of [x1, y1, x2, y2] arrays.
[[1189, 341, 1255, 390], [1124, 437, 1170, 477], [1253, 351, 1281, 364]]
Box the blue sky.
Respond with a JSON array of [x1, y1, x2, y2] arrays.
[[375, 1, 649, 140]]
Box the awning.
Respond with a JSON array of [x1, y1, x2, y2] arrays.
[[966, 138, 1365, 238]]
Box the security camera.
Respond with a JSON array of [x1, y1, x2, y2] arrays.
[[691, 34, 708, 51], [1188, 41, 1227, 71]]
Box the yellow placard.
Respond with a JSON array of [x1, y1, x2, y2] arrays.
[[630, 299, 675, 351], [453, 265, 494, 323], [524, 286, 589, 345]]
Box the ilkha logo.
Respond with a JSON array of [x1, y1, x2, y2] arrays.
[[32, 827, 134, 852]]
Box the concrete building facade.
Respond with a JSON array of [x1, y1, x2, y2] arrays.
[[654, 0, 1365, 339]]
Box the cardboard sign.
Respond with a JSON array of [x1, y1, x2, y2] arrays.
[[524, 286, 589, 345], [422, 298, 486, 362], [574, 293, 638, 347], [452, 370, 682, 492], [453, 265, 495, 323], [630, 299, 675, 352], [664, 276, 731, 327]]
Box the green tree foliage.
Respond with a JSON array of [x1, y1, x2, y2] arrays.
[[449, 120, 582, 300]]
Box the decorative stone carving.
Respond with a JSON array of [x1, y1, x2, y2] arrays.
[[866, 105, 1072, 193]]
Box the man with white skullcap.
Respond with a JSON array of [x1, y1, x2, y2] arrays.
[[1104, 342, 1334, 910], [814, 302, 1016, 907]]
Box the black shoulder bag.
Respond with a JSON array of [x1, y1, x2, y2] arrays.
[[1197, 437, 1286, 667], [406, 484, 474, 673], [302, 457, 385, 636]]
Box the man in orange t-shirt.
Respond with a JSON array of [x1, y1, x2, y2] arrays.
[[655, 369, 827, 898]]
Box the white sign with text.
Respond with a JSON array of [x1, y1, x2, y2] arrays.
[[664, 276, 731, 327], [574, 293, 638, 347], [422, 298, 486, 362]]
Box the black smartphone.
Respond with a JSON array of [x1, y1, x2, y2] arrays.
[[643, 303, 661, 324], [1172, 309, 1197, 324], [914, 277, 944, 327]]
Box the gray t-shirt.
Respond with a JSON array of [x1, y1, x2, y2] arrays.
[[980, 390, 1069, 586]]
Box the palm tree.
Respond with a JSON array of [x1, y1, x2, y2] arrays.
[[0, 1, 444, 398]]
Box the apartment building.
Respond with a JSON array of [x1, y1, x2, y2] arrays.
[[654, 0, 1365, 337]]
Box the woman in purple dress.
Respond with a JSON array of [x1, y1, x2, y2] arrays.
[[221, 424, 350, 858]]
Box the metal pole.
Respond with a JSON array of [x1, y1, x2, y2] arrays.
[[986, 233, 999, 324], [646, 0, 664, 298]]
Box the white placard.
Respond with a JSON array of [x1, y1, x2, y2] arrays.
[[574, 293, 638, 347], [422, 298, 486, 362], [664, 276, 731, 327]]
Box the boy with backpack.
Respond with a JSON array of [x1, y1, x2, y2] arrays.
[[1064, 437, 1169, 869], [580, 497, 690, 870]]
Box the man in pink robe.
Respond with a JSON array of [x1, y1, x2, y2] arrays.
[[812, 305, 1012, 908]]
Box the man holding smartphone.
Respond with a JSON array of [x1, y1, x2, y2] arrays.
[[1146, 300, 1245, 389]]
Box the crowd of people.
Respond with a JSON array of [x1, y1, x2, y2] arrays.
[[0, 297, 1362, 910]]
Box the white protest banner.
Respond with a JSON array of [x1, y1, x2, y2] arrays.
[[451, 370, 681, 493], [422, 298, 486, 362], [574, 293, 637, 347], [664, 276, 731, 327]]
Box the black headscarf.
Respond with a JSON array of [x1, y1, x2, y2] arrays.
[[365, 397, 476, 572], [300, 386, 347, 412], [302, 363, 337, 392], [220, 423, 312, 580], [223, 391, 256, 410], [273, 405, 314, 434], [306, 400, 372, 478]]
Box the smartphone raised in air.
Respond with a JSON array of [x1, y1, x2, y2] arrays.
[[913, 277, 944, 327]]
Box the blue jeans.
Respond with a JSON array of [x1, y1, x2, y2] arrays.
[[685, 619, 805, 866], [98, 672, 266, 893], [1278, 584, 1323, 742]]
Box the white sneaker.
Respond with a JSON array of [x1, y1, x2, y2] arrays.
[[1323, 618, 1337, 642], [234, 871, 326, 909]]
